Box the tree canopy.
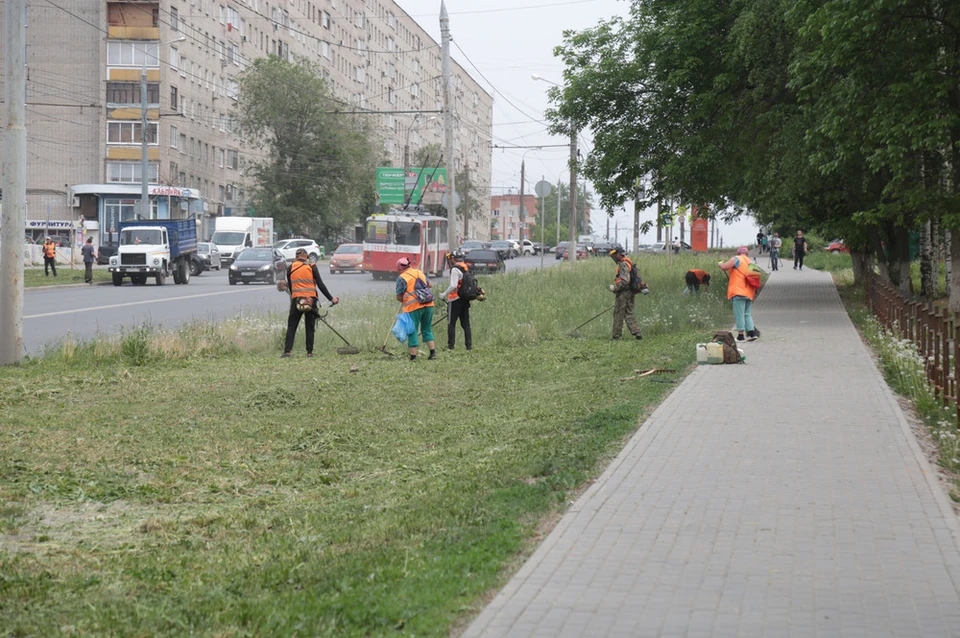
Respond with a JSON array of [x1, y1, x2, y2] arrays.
[[235, 56, 378, 240]]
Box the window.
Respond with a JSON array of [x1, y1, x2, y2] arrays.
[[105, 162, 159, 184], [170, 7, 179, 32], [169, 125, 178, 148], [354, 11, 364, 28], [170, 85, 178, 110], [217, 148, 224, 167], [104, 199, 157, 239], [410, 83, 419, 98], [321, 11, 330, 28], [321, 41, 330, 59], [169, 46, 179, 69], [228, 43, 239, 65], [386, 37, 394, 52], [387, 12, 396, 28], [226, 79, 239, 100], [179, 133, 186, 152], [226, 149, 238, 169], [388, 87, 396, 105], [355, 66, 365, 83], [107, 41, 159, 67], [106, 82, 159, 104], [107, 121, 157, 144]]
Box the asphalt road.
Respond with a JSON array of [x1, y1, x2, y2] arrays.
[[22, 254, 554, 356]]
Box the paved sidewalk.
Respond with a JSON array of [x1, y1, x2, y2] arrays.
[[464, 269, 960, 637]]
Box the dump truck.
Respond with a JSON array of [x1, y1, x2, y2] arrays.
[[108, 219, 199, 286]]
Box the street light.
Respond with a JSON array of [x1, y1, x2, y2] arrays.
[[402, 115, 437, 207], [532, 73, 578, 263], [141, 34, 185, 219], [516, 147, 540, 242]]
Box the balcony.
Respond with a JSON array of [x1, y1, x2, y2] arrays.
[[107, 2, 159, 40]]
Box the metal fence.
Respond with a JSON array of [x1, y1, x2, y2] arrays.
[[867, 271, 960, 422]]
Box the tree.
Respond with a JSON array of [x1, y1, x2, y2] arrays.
[[235, 56, 378, 240], [533, 182, 593, 246]]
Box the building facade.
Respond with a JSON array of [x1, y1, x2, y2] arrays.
[[0, 0, 494, 252], [489, 193, 538, 242]]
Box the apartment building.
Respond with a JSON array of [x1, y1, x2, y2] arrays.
[[0, 0, 494, 253], [489, 194, 538, 242]]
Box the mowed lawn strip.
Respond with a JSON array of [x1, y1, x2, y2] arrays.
[[1, 254, 734, 636]]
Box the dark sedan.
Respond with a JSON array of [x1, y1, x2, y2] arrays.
[[463, 249, 506, 275], [228, 248, 287, 285], [489, 240, 517, 260]]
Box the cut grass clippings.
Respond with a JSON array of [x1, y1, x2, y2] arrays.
[[1, 253, 735, 636]]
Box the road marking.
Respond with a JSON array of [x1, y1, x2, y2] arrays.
[[25, 289, 272, 319]]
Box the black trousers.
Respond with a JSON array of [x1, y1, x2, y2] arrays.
[[447, 298, 472, 349], [794, 251, 804, 269], [84, 262, 93, 283], [44, 256, 57, 276], [284, 297, 317, 353]]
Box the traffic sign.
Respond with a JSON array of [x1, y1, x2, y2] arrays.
[[534, 180, 553, 198], [441, 190, 461, 210]]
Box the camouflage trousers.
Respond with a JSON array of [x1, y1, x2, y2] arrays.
[[612, 292, 641, 339]]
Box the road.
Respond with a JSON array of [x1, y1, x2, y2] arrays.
[[21, 254, 553, 356]]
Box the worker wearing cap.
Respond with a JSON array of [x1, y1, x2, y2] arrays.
[[395, 257, 437, 360], [608, 248, 642, 341], [42, 237, 57, 277], [281, 248, 338, 358]]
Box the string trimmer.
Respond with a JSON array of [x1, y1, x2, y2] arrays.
[[315, 308, 360, 355]]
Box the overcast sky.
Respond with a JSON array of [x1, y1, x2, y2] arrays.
[[395, 0, 759, 247]]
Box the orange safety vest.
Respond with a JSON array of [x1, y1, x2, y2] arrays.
[[43, 241, 56, 259], [448, 261, 469, 301], [400, 267, 433, 312], [289, 261, 317, 299], [689, 269, 709, 284], [726, 256, 755, 301]]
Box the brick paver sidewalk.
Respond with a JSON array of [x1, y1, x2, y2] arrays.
[[464, 269, 960, 637]]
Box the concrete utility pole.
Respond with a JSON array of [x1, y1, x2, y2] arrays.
[[463, 163, 469, 239], [1, 0, 27, 365], [518, 159, 525, 241], [141, 52, 151, 219], [440, 2, 457, 250], [556, 178, 561, 247], [568, 128, 578, 262], [633, 180, 641, 254]]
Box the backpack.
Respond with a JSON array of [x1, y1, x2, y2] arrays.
[[712, 331, 744, 364], [743, 259, 763, 291], [457, 265, 480, 301], [412, 274, 434, 303], [624, 257, 643, 294]]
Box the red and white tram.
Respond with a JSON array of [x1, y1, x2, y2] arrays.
[[362, 211, 449, 280]]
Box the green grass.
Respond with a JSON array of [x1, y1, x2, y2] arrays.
[[24, 267, 112, 288], [1, 254, 734, 636]]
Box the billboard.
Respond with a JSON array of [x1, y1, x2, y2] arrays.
[[376, 167, 448, 206]]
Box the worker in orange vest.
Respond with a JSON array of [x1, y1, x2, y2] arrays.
[[608, 247, 642, 341], [281, 248, 339, 358], [684, 269, 711, 295], [396, 257, 436, 360], [42, 237, 58, 277], [718, 246, 758, 342]]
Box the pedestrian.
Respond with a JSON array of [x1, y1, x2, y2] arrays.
[[770, 232, 782, 271], [395, 257, 437, 360], [81, 237, 96, 284], [793, 230, 808, 270], [760, 234, 768, 254], [608, 248, 642, 340], [718, 246, 758, 342], [281, 248, 339, 358], [684, 269, 711, 295], [42, 236, 57, 277], [439, 251, 472, 351], [756, 231, 765, 254]]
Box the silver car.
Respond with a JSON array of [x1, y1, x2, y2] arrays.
[[273, 238, 323, 263], [197, 242, 221, 271]]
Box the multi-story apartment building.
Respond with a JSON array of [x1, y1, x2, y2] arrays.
[[489, 193, 537, 242], [0, 0, 494, 254]]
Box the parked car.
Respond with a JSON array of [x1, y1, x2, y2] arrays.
[[509, 240, 522, 256], [196, 242, 221, 272], [531, 242, 546, 255], [591, 241, 624, 256], [489, 240, 517, 260], [228, 247, 287, 285], [555, 241, 570, 260], [273, 238, 323, 263], [558, 244, 590, 260], [520, 239, 537, 255], [460, 240, 486, 253], [463, 249, 506, 275], [826, 239, 850, 254], [329, 243, 364, 273]]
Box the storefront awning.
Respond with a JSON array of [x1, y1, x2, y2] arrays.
[[71, 184, 201, 200]]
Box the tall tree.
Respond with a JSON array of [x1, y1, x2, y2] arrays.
[[235, 56, 378, 240]]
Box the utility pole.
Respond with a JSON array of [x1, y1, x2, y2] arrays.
[[141, 52, 151, 219], [463, 163, 469, 239], [1, 0, 27, 365], [556, 178, 561, 247], [568, 128, 578, 262], [518, 159, 525, 241], [440, 2, 457, 250]]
